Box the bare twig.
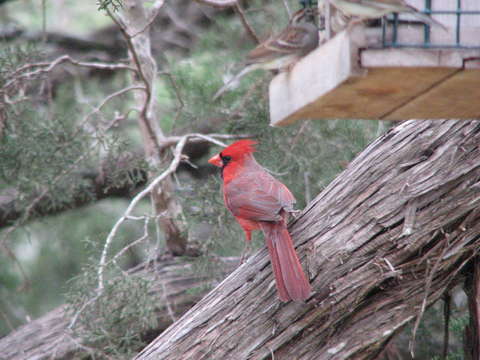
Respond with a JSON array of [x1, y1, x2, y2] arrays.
[[192, 0, 237, 9], [158, 71, 184, 124], [161, 281, 177, 323], [82, 85, 145, 125], [192, 0, 259, 43], [234, 2, 260, 44], [159, 133, 250, 150], [68, 293, 101, 330], [289, 121, 309, 149], [159, 71, 184, 109], [304, 171, 311, 204], [281, 0, 291, 17], [409, 238, 452, 357], [3, 55, 135, 90], [4, 89, 28, 106], [130, 0, 166, 38], [110, 215, 152, 267]]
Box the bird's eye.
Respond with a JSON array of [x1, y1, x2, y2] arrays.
[[219, 152, 232, 165], [221, 155, 232, 165]]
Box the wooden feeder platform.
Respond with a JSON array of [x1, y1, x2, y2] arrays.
[[269, 27, 480, 126]]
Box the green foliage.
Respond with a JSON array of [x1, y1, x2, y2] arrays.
[[97, 0, 123, 12], [431, 352, 465, 360], [0, 43, 42, 87], [1, 107, 89, 208], [395, 298, 468, 359], [66, 262, 159, 358], [450, 313, 469, 335], [0, 199, 148, 337], [0, 104, 145, 225], [0, 44, 148, 337], [0, 41, 147, 227]]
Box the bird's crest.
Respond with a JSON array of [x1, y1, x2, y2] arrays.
[[222, 139, 257, 156]]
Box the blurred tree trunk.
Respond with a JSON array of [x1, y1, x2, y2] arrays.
[[0, 257, 237, 360], [464, 257, 480, 360], [134, 119, 480, 360], [118, 0, 187, 255]]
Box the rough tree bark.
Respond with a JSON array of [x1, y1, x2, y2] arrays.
[[134, 119, 480, 359], [117, 0, 188, 255], [0, 257, 237, 360]]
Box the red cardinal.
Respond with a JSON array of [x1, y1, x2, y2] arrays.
[[208, 140, 311, 302]]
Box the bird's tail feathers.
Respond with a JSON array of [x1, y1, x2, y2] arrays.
[[262, 222, 311, 302], [212, 64, 258, 101]]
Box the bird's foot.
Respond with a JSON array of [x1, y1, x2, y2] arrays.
[[239, 243, 252, 265], [289, 209, 302, 219]]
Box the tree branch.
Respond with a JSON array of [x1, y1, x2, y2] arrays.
[[192, 0, 259, 43], [107, 5, 163, 155], [0, 165, 146, 229], [192, 0, 237, 9], [233, 2, 260, 44], [2, 55, 135, 90]]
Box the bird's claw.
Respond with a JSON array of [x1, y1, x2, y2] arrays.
[[239, 243, 252, 265], [289, 209, 302, 219]]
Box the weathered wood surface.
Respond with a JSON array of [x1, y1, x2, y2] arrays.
[[0, 257, 237, 360], [269, 29, 366, 126], [288, 67, 459, 121], [384, 69, 480, 120], [136, 120, 480, 360]]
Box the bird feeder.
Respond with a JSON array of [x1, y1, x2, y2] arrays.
[[269, 0, 480, 126]]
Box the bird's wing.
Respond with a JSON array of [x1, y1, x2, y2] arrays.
[[247, 24, 317, 64], [224, 171, 295, 222]]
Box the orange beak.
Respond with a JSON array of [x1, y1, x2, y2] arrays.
[[208, 154, 222, 167]]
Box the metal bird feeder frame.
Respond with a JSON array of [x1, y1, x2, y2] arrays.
[[381, 0, 480, 49]]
